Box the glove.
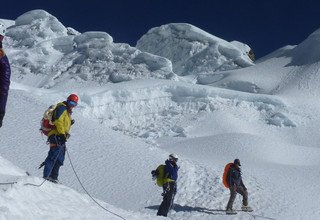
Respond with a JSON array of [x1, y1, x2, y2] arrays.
[[161, 184, 171, 196], [164, 183, 171, 192], [71, 119, 75, 125], [151, 170, 157, 180], [57, 134, 67, 143]]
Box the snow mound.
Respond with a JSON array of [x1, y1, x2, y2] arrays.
[[0, 19, 15, 29], [0, 156, 27, 177], [289, 27, 320, 65], [6, 10, 69, 48], [5, 10, 175, 88], [136, 23, 254, 76]]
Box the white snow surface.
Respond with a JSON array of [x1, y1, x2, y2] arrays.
[[136, 23, 254, 76], [1, 10, 320, 220]]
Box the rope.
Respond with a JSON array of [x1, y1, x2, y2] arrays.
[[24, 175, 47, 187], [25, 139, 126, 219], [0, 182, 17, 185], [66, 148, 127, 220]]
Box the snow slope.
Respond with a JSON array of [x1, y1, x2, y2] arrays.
[[1, 9, 320, 220], [197, 27, 320, 105], [0, 156, 157, 220]]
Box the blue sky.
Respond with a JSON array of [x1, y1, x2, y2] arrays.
[[2, 0, 320, 58]]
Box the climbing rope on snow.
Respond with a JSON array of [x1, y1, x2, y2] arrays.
[[24, 176, 47, 187], [23, 137, 125, 219], [66, 148, 127, 220], [0, 182, 17, 185]]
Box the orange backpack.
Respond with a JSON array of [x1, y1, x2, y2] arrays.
[[222, 163, 233, 188]]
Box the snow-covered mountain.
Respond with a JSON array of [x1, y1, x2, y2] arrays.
[[1, 9, 320, 220]]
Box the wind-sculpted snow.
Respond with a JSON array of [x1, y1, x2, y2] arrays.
[[6, 10, 69, 48], [0, 19, 15, 29], [289, 28, 320, 65], [136, 23, 254, 76], [80, 80, 295, 140], [5, 10, 175, 87]]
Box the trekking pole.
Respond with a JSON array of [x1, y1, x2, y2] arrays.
[[66, 148, 127, 220]]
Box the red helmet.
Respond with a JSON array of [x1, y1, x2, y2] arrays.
[[67, 94, 79, 104]]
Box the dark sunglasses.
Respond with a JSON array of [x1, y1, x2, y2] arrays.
[[170, 158, 178, 162]]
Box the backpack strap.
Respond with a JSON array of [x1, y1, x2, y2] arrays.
[[52, 102, 67, 122]]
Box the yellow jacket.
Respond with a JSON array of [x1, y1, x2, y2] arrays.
[[48, 102, 72, 137]]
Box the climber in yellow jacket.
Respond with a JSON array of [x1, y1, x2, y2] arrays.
[[43, 94, 79, 183]]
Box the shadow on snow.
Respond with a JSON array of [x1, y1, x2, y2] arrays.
[[145, 204, 227, 215]]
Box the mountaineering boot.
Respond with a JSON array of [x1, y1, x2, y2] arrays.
[[241, 205, 253, 212], [226, 208, 237, 215], [44, 177, 59, 184]]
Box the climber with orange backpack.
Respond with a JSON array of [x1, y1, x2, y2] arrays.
[[39, 94, 78, 183], [223, 159, 252, 215]]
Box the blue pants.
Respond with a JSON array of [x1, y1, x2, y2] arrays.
[[43, 135, 66, 180]]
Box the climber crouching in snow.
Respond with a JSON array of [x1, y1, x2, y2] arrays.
[[152, 154, 179, 217], [225, 159, 252, 214], [42, 94, 78, 183]]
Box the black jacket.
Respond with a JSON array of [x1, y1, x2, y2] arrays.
[[227, 164, 245, 188], [0, 46, 11, 114]]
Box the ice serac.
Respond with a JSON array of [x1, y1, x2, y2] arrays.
[[136, 23, 254, 76], [6, 9, 69, 48], [5, 10, 175, 87]]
